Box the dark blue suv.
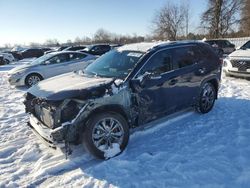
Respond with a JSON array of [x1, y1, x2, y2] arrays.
[[24, 41, 222, 159]]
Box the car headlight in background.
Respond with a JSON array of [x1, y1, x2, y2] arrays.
[[222, 58, 233, 69], [10, 71, 25, 78], [223, 60, 228, 67]]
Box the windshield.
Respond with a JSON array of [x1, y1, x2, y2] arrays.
[[84, 50, 144, 78], [30, 54, 54, 64]]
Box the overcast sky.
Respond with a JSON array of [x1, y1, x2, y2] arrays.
[[0, 0, 207, 46]]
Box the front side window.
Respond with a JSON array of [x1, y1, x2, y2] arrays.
[[48, 53, 69, 64], [69, 53, 87, 61], [85, 50, 144, 78], [172, 46, 197, 69], [138, 50, 172, 76]]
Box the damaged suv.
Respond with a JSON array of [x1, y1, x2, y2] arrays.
[[24, 41, 221, 159]]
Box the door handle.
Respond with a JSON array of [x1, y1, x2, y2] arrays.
[[198, 68, 206, 74], [169, 78, 178, 85]]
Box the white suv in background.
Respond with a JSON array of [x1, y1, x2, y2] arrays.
[[0, 52, 15, 64], [223, 40, 250, 78]]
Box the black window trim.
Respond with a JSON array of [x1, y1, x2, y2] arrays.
[[132, 44, 195, 79]]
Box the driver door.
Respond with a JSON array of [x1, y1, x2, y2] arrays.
[[131, 49, 175, 125]]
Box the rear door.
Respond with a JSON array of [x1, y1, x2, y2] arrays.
[[169, 45, 206, 110]]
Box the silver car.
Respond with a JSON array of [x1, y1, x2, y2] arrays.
[[8, 51, 96, 87]]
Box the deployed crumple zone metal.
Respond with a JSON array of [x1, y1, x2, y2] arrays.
[[24, 77, 134, 155]]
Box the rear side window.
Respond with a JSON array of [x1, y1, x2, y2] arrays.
[[69, 53, 87, 60], [198, 44, 219, 59], [49, 54, 69, 64], [172, 46, 198, 69], [139, 49, 172, 75]]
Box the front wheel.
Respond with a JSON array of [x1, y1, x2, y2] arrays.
[[83, 112, 129, 159], [25, 74, 43, 87], [196, 83, 216, 114]]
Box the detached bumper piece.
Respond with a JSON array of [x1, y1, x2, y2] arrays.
[[28, 114, 65, 149]]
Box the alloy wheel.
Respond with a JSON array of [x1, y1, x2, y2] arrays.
[[92, 117, 124, 151]]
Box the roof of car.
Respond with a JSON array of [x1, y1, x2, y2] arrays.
[[48, 51, 88, 55], [117, 41, 206, 53], [205, 39, 229, 42]]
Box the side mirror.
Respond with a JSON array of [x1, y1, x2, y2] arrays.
[[43, 61, 50, 65], [130, 79, 141, 91], [114, 79, 123, 87]]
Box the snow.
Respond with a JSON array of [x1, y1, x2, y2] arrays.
[[1, 65, 250, 187], [103, 143, 121, 159], [117, 41, 170, 53]]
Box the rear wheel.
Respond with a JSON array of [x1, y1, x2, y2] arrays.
[[83, 112, 129, 159], [196, 83, 216, 113], [25, 73, 43, 87]]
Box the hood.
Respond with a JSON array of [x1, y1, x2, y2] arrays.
[[28, 72, 114, 100], [9, 63, 36, 74], [229, 49, 250, 59]]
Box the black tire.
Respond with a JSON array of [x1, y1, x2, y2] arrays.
[[196, 82, 216, 114], [83, 112, 129, 159], [4, 59, 10, 64], [25, 73, 43, 87]]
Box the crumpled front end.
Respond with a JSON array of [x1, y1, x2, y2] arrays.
[[23, 78, 133, 153], [24, 92, 87, 149]]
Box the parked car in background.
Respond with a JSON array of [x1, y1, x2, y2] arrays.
[[20, 48, 44, 59], [0, 55, 6, 65], [3, 51, 22, 60], [223, 40, 250, 78], [8, 51, 96, 87], [44, 46, 70, 54], [24, 41, 221, 159], [40, 47, 52, 53], [81, 44, 111, 55], [205, 39, 235, 55], [63, 46, 86, 51], [0, 52, 15, 64]]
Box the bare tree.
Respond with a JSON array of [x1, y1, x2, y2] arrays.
[[93, 28, 111, 43], [44, 39, 60, 47], [201, 0, 243, 38], [152, 2, 187, 40], [241, 0, 250, 35], [182, 0, 190, 38]]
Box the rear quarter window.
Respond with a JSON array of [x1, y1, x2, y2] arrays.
[[172, 46, 199, 69], [198, 44, 219, 61]]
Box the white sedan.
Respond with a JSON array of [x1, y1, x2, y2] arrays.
[[8, 51, 96, 87]]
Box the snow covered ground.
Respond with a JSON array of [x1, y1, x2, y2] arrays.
[[0, 65, 250, 188]]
